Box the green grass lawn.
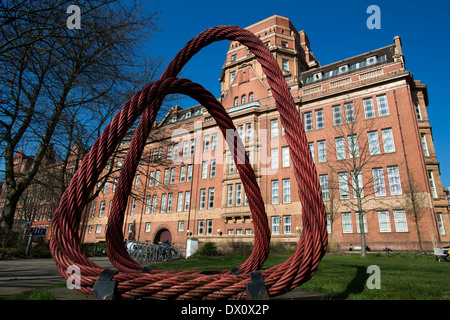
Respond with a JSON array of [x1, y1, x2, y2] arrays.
[[151, 252, 449, 300]]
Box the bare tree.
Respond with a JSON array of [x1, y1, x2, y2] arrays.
[[326, 100, 384, 257], [403, 167, 428, 253], [0, 0, 163, 243]]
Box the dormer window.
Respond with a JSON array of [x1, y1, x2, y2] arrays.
[[366, 56, 377, 65], [231, 54, 237, 61], [338, 65, 349, 73], [313, 72, 323, 81], [185, 112, 191, 118], [171, 116, 177, 123]]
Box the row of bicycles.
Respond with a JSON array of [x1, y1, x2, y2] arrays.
[[125, 240, 179, 263]]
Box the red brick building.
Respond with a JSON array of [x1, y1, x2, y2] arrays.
[[4, 15, 449, 252]]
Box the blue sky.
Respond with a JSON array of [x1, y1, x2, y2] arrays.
[[149, 0, 450, 187]]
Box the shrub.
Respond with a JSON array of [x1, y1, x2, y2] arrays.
[[195, 242, 218, 256]]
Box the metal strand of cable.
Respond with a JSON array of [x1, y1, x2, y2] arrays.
[[49, 25, 327, 300]]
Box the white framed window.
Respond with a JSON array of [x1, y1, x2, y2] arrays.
[[149, 171, 154, 187], [387, 166, 402, 195], [170, 167, 175, 184], [155, 170, 160, 186], [151, 195, 157, 213], [368, 131, 380, 155], [167, 145, 173, 160], [341, 212, 353, 233], [227, 184, 233, 207], [315, 109, 324, 129], [319, 175, 329, 200], [377, 211, 391, 232], [421, 134, 429, 156], [245, 123, 252, 141], [208, 188, 215, 209], [161, 194, 167, 213], [309, 142, 315, 163], [352, 171, 364, 198], [164, 168, 169, 185], [355, 212, 368, 233], [304, 112, 313, 131], [145, 196, 151, 214], [272, 216, 279, 234], [180, 166, 186, 183], [414, 101, 422, 120], [211, 134, 218, 151], [249, 92, 254, 102], [271, 148, 279, 169], [364, 98, 375, 119], [130, 197, 136, 215], [332, 105, 342, 125], [199, 189, 206, 210], [178, 221, 184, 232], [206, 220, 213, 235], [190, 139, 195, 155], [228, 155, 234, 173], [283, 179, 291, 203], [202, 161, 208, 179], [318, 140, 327, 163], [348, 135, 359, 158], [198, 220, 204, 235], [393, 210, 408, 232], [377, 94, 389, 116], [167, 193, 173, 212], [335, 137, 346, 160], [282, 59, 289, 71], [184, 191, 190, 211], [271, 119, 278, 138], [103, 181, 109, 194], [210, 160, 216, 178], [183, 141, 188, 157], [91, 202, 97, 218], [282, 146, 290, 167], [203, 135, 210, 152], [96, 224, 102, 234], [99, 201, 106, 217], [187, 164, 193, 181], [382, 128, 395, 153], [338, 173, 349, 199], [271, 180, 279, 204], [228, 229, 234, 235], [428, 170, 438, 198], [230, 72, 236, 85], [145, 222, 151, 233], [437, 213, 446, 235], [283, 216, 292, 234], [344, 103, 355, 123], [177, 192, 184, 212], [128, 223, 133, 234], [373, 168, 386, 196], [235, 183, 242, 206]]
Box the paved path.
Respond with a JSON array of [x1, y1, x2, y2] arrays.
[[0, 256, 114, 298]]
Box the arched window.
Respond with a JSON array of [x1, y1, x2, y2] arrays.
[[241, 95, 246, 104], [234, 97, 239, 106], [249, 92, 254, 102]]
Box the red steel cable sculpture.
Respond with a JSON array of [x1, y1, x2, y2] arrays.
[[49, 25, 328, 300]]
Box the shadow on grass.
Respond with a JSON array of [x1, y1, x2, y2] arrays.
[[331, 266, 367, 300]]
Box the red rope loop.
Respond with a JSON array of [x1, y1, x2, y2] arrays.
[[49, 25, 327, 300]]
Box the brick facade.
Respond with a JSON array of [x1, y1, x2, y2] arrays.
[[3, 15, 449, 253]]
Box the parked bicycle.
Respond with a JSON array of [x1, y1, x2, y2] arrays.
[[125, 240, 179, 263]]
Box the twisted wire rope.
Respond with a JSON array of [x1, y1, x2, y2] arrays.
[[49, 25, 327, 300]]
